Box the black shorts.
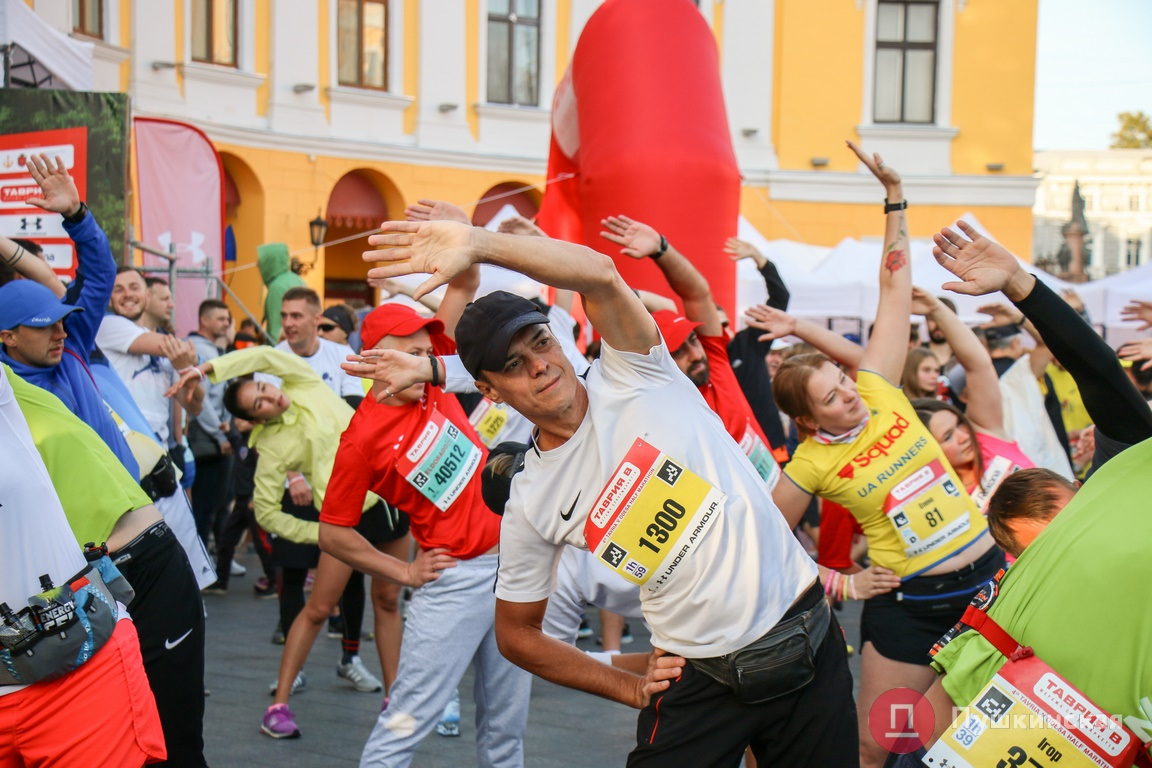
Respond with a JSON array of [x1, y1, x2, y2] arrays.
[[271, 491, 321, 570], [629, 583, 857, 767], [355, 501, 410, 545], [861, 542, 1005, 665]]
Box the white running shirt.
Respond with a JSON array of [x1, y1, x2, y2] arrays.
[[496, 339, 818, 658]]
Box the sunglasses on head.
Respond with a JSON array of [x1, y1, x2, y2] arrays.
[[318, 323, 339, 332]]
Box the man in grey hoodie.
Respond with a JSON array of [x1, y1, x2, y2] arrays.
[[187, 298, 235, 548]]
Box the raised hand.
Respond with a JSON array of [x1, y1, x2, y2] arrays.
[[341, 348, 429, 401], [910, 286, 942, 317], [404, 199, 471, 225], [932, 221, 1035, 300], [497, 216, 547, 238], [630, 648, 686, 709], [363, 220, 477, 299], [24, 154, 81, 217], [1121, 300, 1152, 331], [1118, 338, 1152, 370], [743, 304, 796, 341], [164, 362, 210, 403], [846, 140, 902, 193], [1061, 288, 1085, 314], [976, 303, 1025, 327], [599, 215, 661, 260], [406, 547, 458, 587], [723, 238, 765, 264]]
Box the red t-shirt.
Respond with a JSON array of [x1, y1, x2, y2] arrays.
[[698, 333, 774, 453], [816, 499, 864, 570], [320, 351, 500, 560]]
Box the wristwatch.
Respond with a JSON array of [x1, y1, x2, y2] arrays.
[[63, 201, 88, 224], [650, 235, 669, 260], [883, 198, 907, 214]]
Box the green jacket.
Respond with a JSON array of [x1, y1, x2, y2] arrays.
[[209, 347, 376, 544], [258, 242, 306, 342]]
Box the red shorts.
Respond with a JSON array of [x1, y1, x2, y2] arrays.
[[0, 619, 166, 767]]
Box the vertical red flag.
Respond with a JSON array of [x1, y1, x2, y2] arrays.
[[134, 117, 224, 335]]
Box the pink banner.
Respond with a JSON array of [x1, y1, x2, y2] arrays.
[[134, 117, 224, 335]]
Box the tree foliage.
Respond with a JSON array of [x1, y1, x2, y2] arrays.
[[1110, 111, 1152, 149]]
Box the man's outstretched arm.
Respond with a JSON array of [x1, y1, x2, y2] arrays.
[[363, 222, 659, 354]]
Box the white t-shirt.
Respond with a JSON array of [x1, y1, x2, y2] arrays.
[[255, 339, 361, 399], [496, 339, 818, 658], [0, 366, 87, 696], [96, 315, 178, 443]]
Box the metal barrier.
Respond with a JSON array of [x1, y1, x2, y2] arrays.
[[127, 238, 265, 341]]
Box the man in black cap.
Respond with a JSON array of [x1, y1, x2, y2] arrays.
[[359, 220, 856, 767]]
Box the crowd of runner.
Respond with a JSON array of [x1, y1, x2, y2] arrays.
[[4, 142, 1152, 768]]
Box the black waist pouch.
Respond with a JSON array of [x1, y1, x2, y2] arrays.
[[690, 595, 830, 704]]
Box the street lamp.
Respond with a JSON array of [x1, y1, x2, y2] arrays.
[[301, 210, 328, 275]]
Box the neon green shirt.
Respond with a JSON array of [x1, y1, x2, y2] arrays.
[[932, 437, 1152, 729], [6, 365, 151, 546], [209, 347, 374, 544]]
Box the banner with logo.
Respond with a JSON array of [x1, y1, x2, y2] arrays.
[[134, 117, 224, 335], [0, 90, 129, 277]]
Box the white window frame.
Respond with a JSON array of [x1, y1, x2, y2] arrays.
[[477, 0, 555, 109], [328, 0, 403, 93], [860, 0, 954, 129]]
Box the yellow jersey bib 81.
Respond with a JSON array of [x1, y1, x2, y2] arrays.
[[784, 371, 986, 577]]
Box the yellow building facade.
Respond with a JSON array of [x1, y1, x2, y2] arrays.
[[20, 0, 1038, 318]]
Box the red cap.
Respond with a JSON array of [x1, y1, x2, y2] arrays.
[[651, 310, 701, 352], [361, 303, 445, 349]]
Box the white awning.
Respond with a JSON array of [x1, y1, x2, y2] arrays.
[[0, 0, 93, 90]]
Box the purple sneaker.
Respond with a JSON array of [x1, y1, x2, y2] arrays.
[[261, 703, 301, 739]]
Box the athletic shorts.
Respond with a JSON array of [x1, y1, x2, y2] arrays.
[[271, 491, 321, 570], [860, 544, 1005, 665], [0, 619, 166, 765]]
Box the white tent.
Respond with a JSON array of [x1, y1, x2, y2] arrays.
[[0, 0, 93, 90], [735, 214, 1074, 329], [1075, 261, 1152, 343]]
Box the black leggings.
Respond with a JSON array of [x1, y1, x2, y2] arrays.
[[277, 567, 365, 649]]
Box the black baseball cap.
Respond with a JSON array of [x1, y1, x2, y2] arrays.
[[480, 441, 530, 515], [455, 291, 550, 379]]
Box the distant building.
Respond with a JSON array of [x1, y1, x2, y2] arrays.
[[1034, 150, 1152, 277], [9, 0, 1040, 314]]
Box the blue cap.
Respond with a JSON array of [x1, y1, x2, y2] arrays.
[[0, 280, 83, 330]]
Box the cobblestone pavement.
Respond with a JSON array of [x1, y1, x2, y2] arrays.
[[202, 554, 863, 767]]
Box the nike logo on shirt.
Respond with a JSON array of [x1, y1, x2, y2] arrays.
[[560, 492, 581, 521], [165, 628, 194, 650]]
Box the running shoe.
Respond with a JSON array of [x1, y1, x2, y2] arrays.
[[620, 624, 634, 645], [261, 703, 301, 739], [337, 656, 383, 692], [201, 583, 227, 596], [326, 614, 344, 639], [230, 560, 247, 577], [253, 578, 277, 599], [576, 618, 593, 639], [268, 670, 307, 696], [435, 690, 461, 737], [271, 623, 285, 645]]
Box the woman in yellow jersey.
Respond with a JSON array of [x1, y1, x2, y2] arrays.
[[766, 142, 1005, 768]]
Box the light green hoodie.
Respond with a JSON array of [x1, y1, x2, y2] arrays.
[[257, 242, 306, 342]]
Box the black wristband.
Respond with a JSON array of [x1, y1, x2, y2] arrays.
[[883, 198, 907, 214], [63, 201, 88, 224], [650, 234, 669, 260], [429, 353, 440, 387]]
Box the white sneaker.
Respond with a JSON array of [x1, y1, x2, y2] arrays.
[[436, 689, 461, 737], [268, 670, 307, 696], [230, 560, 247, 577], [337, 656, 383, 692]]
